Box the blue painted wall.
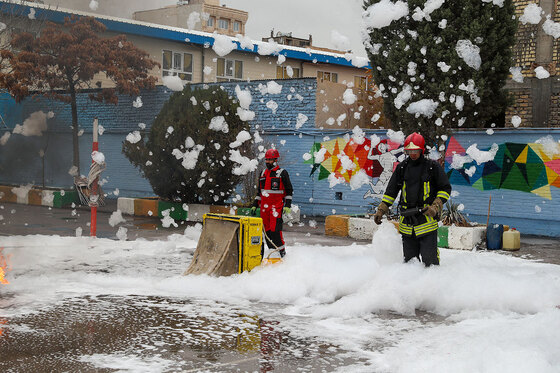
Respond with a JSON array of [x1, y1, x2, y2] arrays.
[[442, 130, 560, 237], [1, 80, 560, 236], [0, 79, 317, 195]]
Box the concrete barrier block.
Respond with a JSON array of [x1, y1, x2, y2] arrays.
[[284, 205, 300, 224], [448, 226, 486, 250], [28, 189, 43, 206], [117, 197, 135, 215], [237, 207, 260, 217], [0, 185, 17, 203], [325, 215, 349, 237], [348, 217, 377, 240], [11, 185, 31, 204], [235, 206, 300, 224], [210, 205, 234, 215], [188, 204, 210, 222], [134, 198, 159, 217], [41, 190, 55, 207], [159, 200, 188, 220], [437, 225, 449, 248], [53, 190, 79, 208]]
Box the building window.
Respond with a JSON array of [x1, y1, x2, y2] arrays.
[[233, 21, 241, 32], [317, 71, 338, 83], [207, 16, 215, 27], [218, 19, 229, 30], [162, 50, 193, 81], [217, 58, 243, 81], [354, 76, 368, 90], [276, 66, 301, 79]]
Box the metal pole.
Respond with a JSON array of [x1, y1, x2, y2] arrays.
[[90, 118, 99, 237], [486, 195, 492, 228]]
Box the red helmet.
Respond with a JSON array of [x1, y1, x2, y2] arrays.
[[265, 148, 280, 159], [404, 132, 425, 153]]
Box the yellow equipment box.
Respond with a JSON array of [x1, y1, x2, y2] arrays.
[[184, 213, 263, 276]]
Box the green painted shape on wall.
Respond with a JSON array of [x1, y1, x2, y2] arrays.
[[505, 143, 526, 161], [305, 142, 322, 164], [493, 145, 506, 168], [500, 156, 516, 187], [527, 162, 544, 186], [515, 162, 529, 185], [472, 178, 484, 191], [318, 165, 331, 180], [483, 178, 498, 190], [526, 146, 543, 164], [483, 171, 502, 189], [500, 163, 531, 192], [532, 167, 550, 190], [473, 177, 498, 191]]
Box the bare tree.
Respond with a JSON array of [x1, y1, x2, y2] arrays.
[[1, 15, 159, 175]]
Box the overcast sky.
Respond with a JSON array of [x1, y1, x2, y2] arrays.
[[45, 0, 368, 55]]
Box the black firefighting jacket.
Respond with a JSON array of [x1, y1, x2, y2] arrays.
[[381, 155, 451, 237]]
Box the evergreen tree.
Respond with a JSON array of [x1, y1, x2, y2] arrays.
[[362, 0, 517, 149], [123, 86, 250, 204]]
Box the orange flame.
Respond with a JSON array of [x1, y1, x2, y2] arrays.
[[0, 318, 6, 337], [0, 248, 10, 285]]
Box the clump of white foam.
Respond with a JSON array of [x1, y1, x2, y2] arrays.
[[370, 220, 403, 265]]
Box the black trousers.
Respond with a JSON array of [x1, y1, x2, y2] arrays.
[[402, 230, 439, 266]]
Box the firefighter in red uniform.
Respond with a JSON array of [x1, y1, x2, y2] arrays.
[[251, 149, 293, 258], [374, 133, 451, 266]]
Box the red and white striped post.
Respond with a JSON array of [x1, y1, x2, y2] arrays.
[[90, 118, 99, 237]]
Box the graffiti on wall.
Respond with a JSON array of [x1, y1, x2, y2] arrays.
[[445, 137, 560, 199], [306, 134, 560, 201], [304, 136, 403, 199]]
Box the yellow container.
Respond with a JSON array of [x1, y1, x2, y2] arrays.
[[204, 213, 264, 273], [502, 229, 521, 251]]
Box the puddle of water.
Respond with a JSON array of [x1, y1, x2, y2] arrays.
[[0, 295, 365, 372]]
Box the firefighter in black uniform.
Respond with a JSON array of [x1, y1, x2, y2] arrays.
[[373, 133, 451, 266]]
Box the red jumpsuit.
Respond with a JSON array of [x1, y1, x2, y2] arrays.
[[253, 165, 293, 257]]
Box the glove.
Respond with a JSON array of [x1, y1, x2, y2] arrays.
[[283, 207, 291, 215], [373, 202, 389, 225], [423, 198, 443, 218], [250, 206, 257, 216]]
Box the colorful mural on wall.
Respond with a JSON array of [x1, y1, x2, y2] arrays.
[[445, 137, 560, 199], [304, 136, 403, 199], [306, 134, 560, 201]]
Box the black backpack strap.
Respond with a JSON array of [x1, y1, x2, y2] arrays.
[[397, 159, 407, 207], [415, 159, 431, 207]]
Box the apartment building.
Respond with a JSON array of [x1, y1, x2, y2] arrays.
[[133, 0, 248, 37], [0, 1, 370, 89]]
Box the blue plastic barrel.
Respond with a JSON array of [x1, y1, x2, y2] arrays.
[[486, 224, 503, 250]]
